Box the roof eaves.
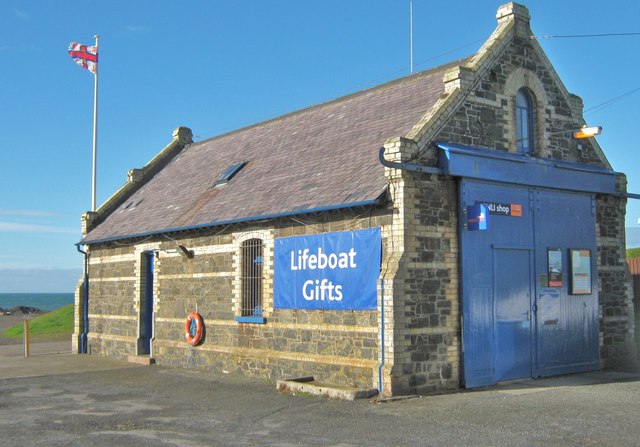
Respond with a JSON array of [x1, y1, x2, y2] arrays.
[[78, 190, 388, 246]]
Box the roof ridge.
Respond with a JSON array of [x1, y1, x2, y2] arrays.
[[194, 57, 470, 146]]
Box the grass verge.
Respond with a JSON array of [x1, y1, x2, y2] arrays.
[[3, 304, 74, 338], [628, 248, 640, 259]]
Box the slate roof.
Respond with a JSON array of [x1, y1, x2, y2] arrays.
[[82, 60, 465, 244]]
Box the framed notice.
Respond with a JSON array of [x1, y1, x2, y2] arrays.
[[570, 249, 592, 295], [547, 248, 563, 287]]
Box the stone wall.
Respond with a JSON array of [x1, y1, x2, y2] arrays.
[[393, 173, 459, 394], [596, 174, 637, 366], [382, 137, 460, 395], [84, 209, 391, 390], [83, 245, 138, 359], [433, 36, 603, 167]]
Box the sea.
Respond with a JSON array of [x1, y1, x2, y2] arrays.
[[0, 293, 74, 312]]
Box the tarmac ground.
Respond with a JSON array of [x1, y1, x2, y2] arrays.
[[1, 341, 640, 446]]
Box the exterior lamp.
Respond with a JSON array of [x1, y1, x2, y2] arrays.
[[573, 126, 602, 139], [177, 244, 194, 259], [546, 125, 603, 139]]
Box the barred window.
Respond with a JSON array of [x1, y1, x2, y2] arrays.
[[240, 238, 263, 317]]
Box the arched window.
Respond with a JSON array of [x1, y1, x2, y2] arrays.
[[240, 238, 263, 316], [516, 89, 535, 154]]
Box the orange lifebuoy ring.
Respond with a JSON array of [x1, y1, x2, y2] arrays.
[[185, 312, 204, 346]]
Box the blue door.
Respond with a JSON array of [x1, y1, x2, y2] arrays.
[[494, 248, 533, 382], [533, 190, 599, 376], [139, 251, 154, 355], [460, 180, 533, 387], [460, 179, 599, 387]]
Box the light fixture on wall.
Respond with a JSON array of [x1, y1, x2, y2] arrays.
[[572, 126, 602, 139], [546, 125, 603, 140], [545, 125, 602, 152], [177, 244, 194, 259]]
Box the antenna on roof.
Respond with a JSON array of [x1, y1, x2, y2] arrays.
[[410, 0, 413, 73]]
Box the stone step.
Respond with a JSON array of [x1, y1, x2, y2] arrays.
[[276, 376, 378, 400], [127, 355, 156, 365]]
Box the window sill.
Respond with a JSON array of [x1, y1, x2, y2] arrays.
[[235, 316, 267, 324]]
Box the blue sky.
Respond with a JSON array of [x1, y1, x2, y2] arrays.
[[1, 0, 639, 292]]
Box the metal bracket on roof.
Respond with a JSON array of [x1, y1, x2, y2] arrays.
[[378, 147, 442, 174]]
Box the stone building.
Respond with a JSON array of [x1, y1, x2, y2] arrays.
[[75, 3, 636, 395]]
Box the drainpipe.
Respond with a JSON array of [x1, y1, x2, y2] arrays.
[[378, 278, 385, 395], [76, 245, 89, 354]]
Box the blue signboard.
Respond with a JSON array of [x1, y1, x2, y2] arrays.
[[467, 204, 488, 231], [274, 228, 381, 310]]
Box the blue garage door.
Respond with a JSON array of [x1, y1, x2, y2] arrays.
[[460, 180, 598, 388]]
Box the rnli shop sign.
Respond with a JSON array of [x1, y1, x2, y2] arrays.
[[274, 228, 381, 310]]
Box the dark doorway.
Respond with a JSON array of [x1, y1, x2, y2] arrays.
[[139, 251, 154, 355]]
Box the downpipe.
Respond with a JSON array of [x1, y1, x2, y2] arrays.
[[378, 278, 385, 395], [76, 245, 89, 354]]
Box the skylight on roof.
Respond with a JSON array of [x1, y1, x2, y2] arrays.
[[213, 161, 247, 187]]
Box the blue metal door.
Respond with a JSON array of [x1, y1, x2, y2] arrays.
[[533, 190, 599, 376], [460, 180, 533, 387], [494, 248, 533, 382], [460, 179, 599, 387], [139, 251, 154, 355]]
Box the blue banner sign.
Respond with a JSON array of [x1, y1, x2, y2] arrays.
[[274, 228, 381, 310]]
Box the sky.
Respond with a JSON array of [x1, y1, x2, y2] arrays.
[[1, 0, 639, 292]]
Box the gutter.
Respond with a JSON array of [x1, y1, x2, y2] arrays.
[[79, 194, 387, 246], [378, 147, 442, 174], [76, 245, 89, 354], [379, 145, 640, 200]]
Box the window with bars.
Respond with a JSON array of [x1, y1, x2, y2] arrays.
[[240, 238, 264, 318]]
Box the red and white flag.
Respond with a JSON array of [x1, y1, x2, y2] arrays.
[[68, 42, 98, 74]]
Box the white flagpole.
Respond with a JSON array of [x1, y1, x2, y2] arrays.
[[410, 0, 413, 73], [92, 35, 99, 212]]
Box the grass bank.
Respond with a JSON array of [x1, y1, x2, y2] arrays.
[[628, 248, 640, 259], [2, 304, 73, 338]]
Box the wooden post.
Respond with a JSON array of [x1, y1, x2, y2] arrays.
[[23, 319, 30, 357]]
